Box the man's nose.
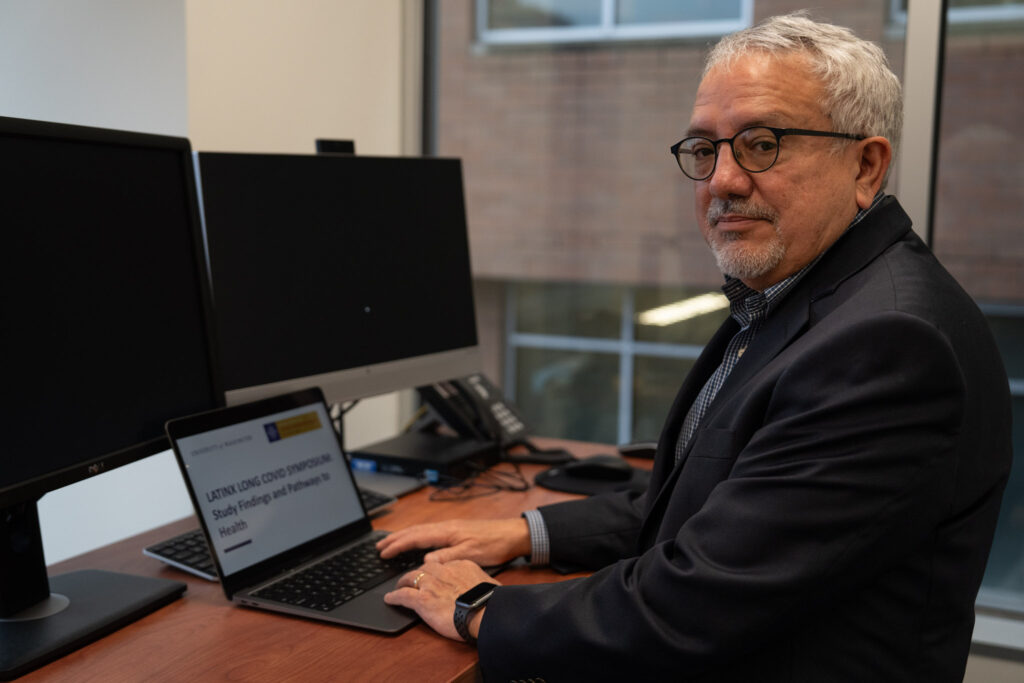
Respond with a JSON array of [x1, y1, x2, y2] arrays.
[[707, 142, 753, 198]]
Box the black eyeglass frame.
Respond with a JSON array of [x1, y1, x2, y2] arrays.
[[670, 127, 866, 181]]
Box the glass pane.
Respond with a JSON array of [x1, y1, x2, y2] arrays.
[[934, 9, 1024, 614], [514, 347, 618, 442], [488, 0, 602, 30], [900, 0, 1024, 8], [616, 0, 742, 24], [951, 0, 1024, 8], [633, 355, 695, 441], [987, 314, 1024, 377], [634, 285, 730, 345], [977, 396, 1024, 612], [438, 2, 905, 289], [514, 281, 623, 338]]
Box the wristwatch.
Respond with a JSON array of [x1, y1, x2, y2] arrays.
[[453, 582, 497, 644]]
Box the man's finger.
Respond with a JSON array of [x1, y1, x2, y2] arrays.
[[379, 528, 448, 557], [383, 586, 420, 608], [424, 546, 461, 564]]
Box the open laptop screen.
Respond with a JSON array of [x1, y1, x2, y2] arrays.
[[172, 399, 360, 576]]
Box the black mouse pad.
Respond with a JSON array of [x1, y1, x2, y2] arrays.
[[535, 465, 651, 496]]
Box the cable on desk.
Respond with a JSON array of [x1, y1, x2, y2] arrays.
[[502, 438, 575, 465], [428, 461, 530, 501]]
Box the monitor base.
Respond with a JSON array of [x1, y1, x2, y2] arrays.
[[0, 569, 185, 680]]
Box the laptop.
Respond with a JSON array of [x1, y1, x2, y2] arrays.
[[165, 386, 420, 633]]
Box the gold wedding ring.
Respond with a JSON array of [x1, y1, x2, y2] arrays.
[[413, 572, 426, 590]]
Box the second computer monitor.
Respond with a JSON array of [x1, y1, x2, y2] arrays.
[[196, 152, 481, 405]]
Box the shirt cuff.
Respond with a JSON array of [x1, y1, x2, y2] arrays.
[[521, 509, 550, 567]]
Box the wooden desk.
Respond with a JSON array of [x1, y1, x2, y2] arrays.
[[26, 439, 630, 682]]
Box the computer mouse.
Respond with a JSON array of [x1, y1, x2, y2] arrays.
[[562, 454, 633, 481], [617, 441, 657, 459]]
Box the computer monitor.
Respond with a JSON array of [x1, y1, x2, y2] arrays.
[[194, 152, 481, 407], [0, 116, 222, 677]]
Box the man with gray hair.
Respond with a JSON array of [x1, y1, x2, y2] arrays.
[[380, 13, 1011, 681]]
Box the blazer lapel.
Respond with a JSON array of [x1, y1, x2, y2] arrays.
[[645, 317, 739, 491], [669, 195, 914, 467], [691, 289, 811, 434], [636, 197, 915, 551], [638, 316, 737, 541]]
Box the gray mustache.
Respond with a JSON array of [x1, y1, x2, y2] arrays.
[[707, 199, 779, 226]]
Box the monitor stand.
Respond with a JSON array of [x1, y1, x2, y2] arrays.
[[0, 501, 186, 679]]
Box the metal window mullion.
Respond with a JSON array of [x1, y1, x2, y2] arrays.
[[507, 332, 625, 354], [475, 0, 754, 46], [509, 332, 706, 359], [949, 5, 1024, 23], [898, 0, 947, 243], [979, 302, 1024, 317], [633, 341, 705, 359], [479, 22, 747, 45], [504, 284, 519, 401], [618, 288, 635, 445], [475, 0, 488, 44], [602, 0, 616, 31]]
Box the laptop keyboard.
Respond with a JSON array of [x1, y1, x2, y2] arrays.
[[144, 527, 218, 579], [251, 538, 425, 612], [144, 486, 397, 581]]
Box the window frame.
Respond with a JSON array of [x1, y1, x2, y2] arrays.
[[891, 0, 1024, 25], [429, 0, 1024, 645], [476, 0, 754, 46], [504, 283, 717, 444]]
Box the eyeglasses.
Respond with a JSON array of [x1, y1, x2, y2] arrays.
[[670, 126, 865, 181]]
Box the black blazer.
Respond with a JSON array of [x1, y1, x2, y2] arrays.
[[477, 197, 1012, 682]]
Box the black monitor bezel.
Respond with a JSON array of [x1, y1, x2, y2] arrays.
[[194, 151, 482, 407], [0, 114, 225, 509]]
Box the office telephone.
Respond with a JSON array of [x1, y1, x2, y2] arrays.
[[417, 374, 529, 446], [418, 374, 577, 465]]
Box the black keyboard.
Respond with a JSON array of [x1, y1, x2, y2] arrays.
[[251, 538, 424, 612], [143, 526, 217, 579], [143, 486, 397, 581]]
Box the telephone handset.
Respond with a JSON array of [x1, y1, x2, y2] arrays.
[[417, 373, 529, 447]]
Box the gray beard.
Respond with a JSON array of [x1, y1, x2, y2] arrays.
[[705, 198, 784, 280]]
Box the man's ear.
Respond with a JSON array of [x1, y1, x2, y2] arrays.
[[854, 137, 893, 209]]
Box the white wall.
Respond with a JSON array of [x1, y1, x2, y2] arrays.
[[1, 0, 409, 563], [183, 0, 412, 459], [185, 0, 405, 155], [0, 0, 187, 134]]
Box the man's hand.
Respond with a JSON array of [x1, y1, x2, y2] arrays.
[[376, 518, 531, 568], [384, 559, 498, 642]]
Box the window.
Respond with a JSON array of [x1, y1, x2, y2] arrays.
[[428, 0, 1023, 637], [976, 307, 1024, 613], [505, 282, 728, 444], [477, 0, 753, 45], [930, 5, 1024, 617], [891, 0, 1024, 24]]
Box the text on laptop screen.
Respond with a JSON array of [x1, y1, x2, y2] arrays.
[[175, 402, 361, 576]]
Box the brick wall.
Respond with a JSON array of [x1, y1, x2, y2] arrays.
[[436, 0, 1022, 306], [933, 35, 1024, 303]]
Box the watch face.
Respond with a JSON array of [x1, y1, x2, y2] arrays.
[[457, 582, 497, 608]]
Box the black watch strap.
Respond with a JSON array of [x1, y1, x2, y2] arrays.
[[453, 603, 477, 644], [454, 582, 497, 644]]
